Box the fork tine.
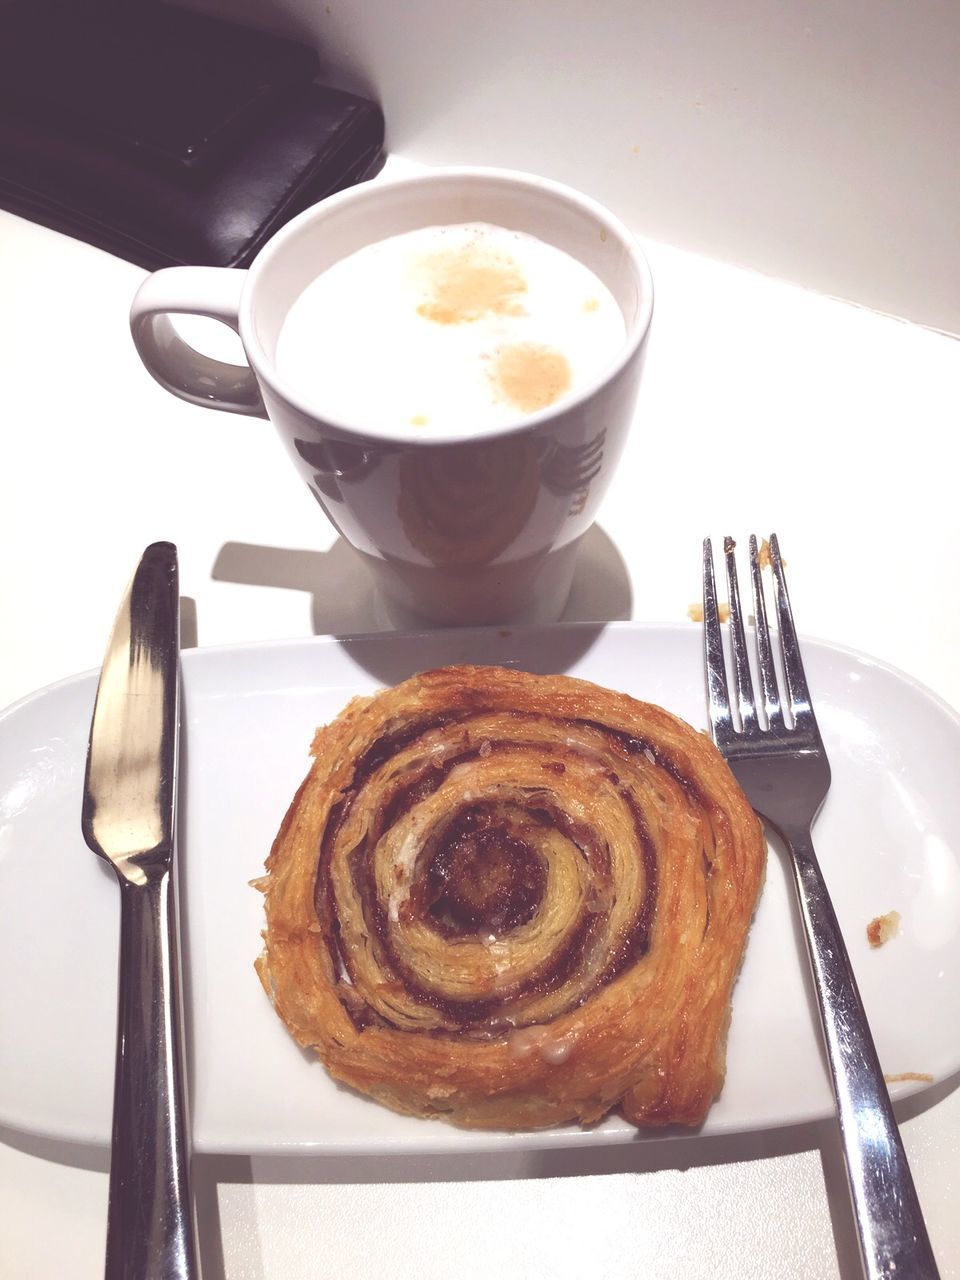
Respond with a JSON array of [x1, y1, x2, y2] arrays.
[[749, 535, 784, 731], [702, 536, 935, 1278], [723, 537, 758, 734], [702, 538, 732, 742], [768, 533, 818, 735]]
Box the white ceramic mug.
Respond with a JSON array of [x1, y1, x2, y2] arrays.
[[130, 167, 653, 627]]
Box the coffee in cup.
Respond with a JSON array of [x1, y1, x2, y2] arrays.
[[129, 168, 653, 627], [274, 221, 625, 436]]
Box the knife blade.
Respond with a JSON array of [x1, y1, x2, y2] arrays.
[[82, 542, 200, 1280]]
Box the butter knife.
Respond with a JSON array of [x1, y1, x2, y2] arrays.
[[81, 542, 200, 1280]]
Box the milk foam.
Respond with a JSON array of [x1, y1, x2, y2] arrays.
[[274, 223, 625, 434]]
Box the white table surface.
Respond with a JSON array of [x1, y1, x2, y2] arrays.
[[2, 154, 959, 1279]]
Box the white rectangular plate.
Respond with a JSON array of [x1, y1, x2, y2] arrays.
[[1, 622, 958, 1155]]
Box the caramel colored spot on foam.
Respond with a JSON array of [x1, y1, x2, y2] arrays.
[[583, 298, 600, 313], [417, 241, 527, 325], [409, 414, 429, 427], [492, 343, 572, 413]]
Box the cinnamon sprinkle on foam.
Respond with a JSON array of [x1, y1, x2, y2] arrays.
[[417, 241, 527, 325], [491, 342, 572, 413]]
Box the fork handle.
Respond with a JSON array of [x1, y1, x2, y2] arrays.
[[784, 826, 940, 1280]]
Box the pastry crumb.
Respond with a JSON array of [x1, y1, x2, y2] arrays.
[[688, 602, 729, 623], [884, 1071, 934, 1084], [867, 910, 901, 947], [756, 537, 786, 571]]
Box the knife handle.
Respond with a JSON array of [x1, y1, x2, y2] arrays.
[[107, 870, 200, 1280]]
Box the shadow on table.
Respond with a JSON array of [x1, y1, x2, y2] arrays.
[[210, 521, 633, 653], [4, 1068, 956, 1280]]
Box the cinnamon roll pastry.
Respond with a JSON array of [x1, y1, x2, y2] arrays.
[[255, 665, 765, 1131]]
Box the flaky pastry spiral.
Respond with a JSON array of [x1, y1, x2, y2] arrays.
[[255, 665, 765, 1130]]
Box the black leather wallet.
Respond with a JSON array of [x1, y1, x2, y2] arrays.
[[0, 1, 386, 269]]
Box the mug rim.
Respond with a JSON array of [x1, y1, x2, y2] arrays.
[[239, 165, 654, 447]]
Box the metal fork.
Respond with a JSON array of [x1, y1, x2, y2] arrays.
[[703, 533, 940, 1280]]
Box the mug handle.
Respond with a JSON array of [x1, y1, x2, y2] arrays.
[[130, 267, 267, 418]]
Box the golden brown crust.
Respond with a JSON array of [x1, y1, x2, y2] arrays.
[[255, 665, 766, 1131]]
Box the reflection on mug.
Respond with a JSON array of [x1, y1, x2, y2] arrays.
[[397, 437, 541, 567], [541, 428, 606, 516], [296, 435, 384, 504], [310, 471, 342, 502], [295, 436, 382, 478]]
